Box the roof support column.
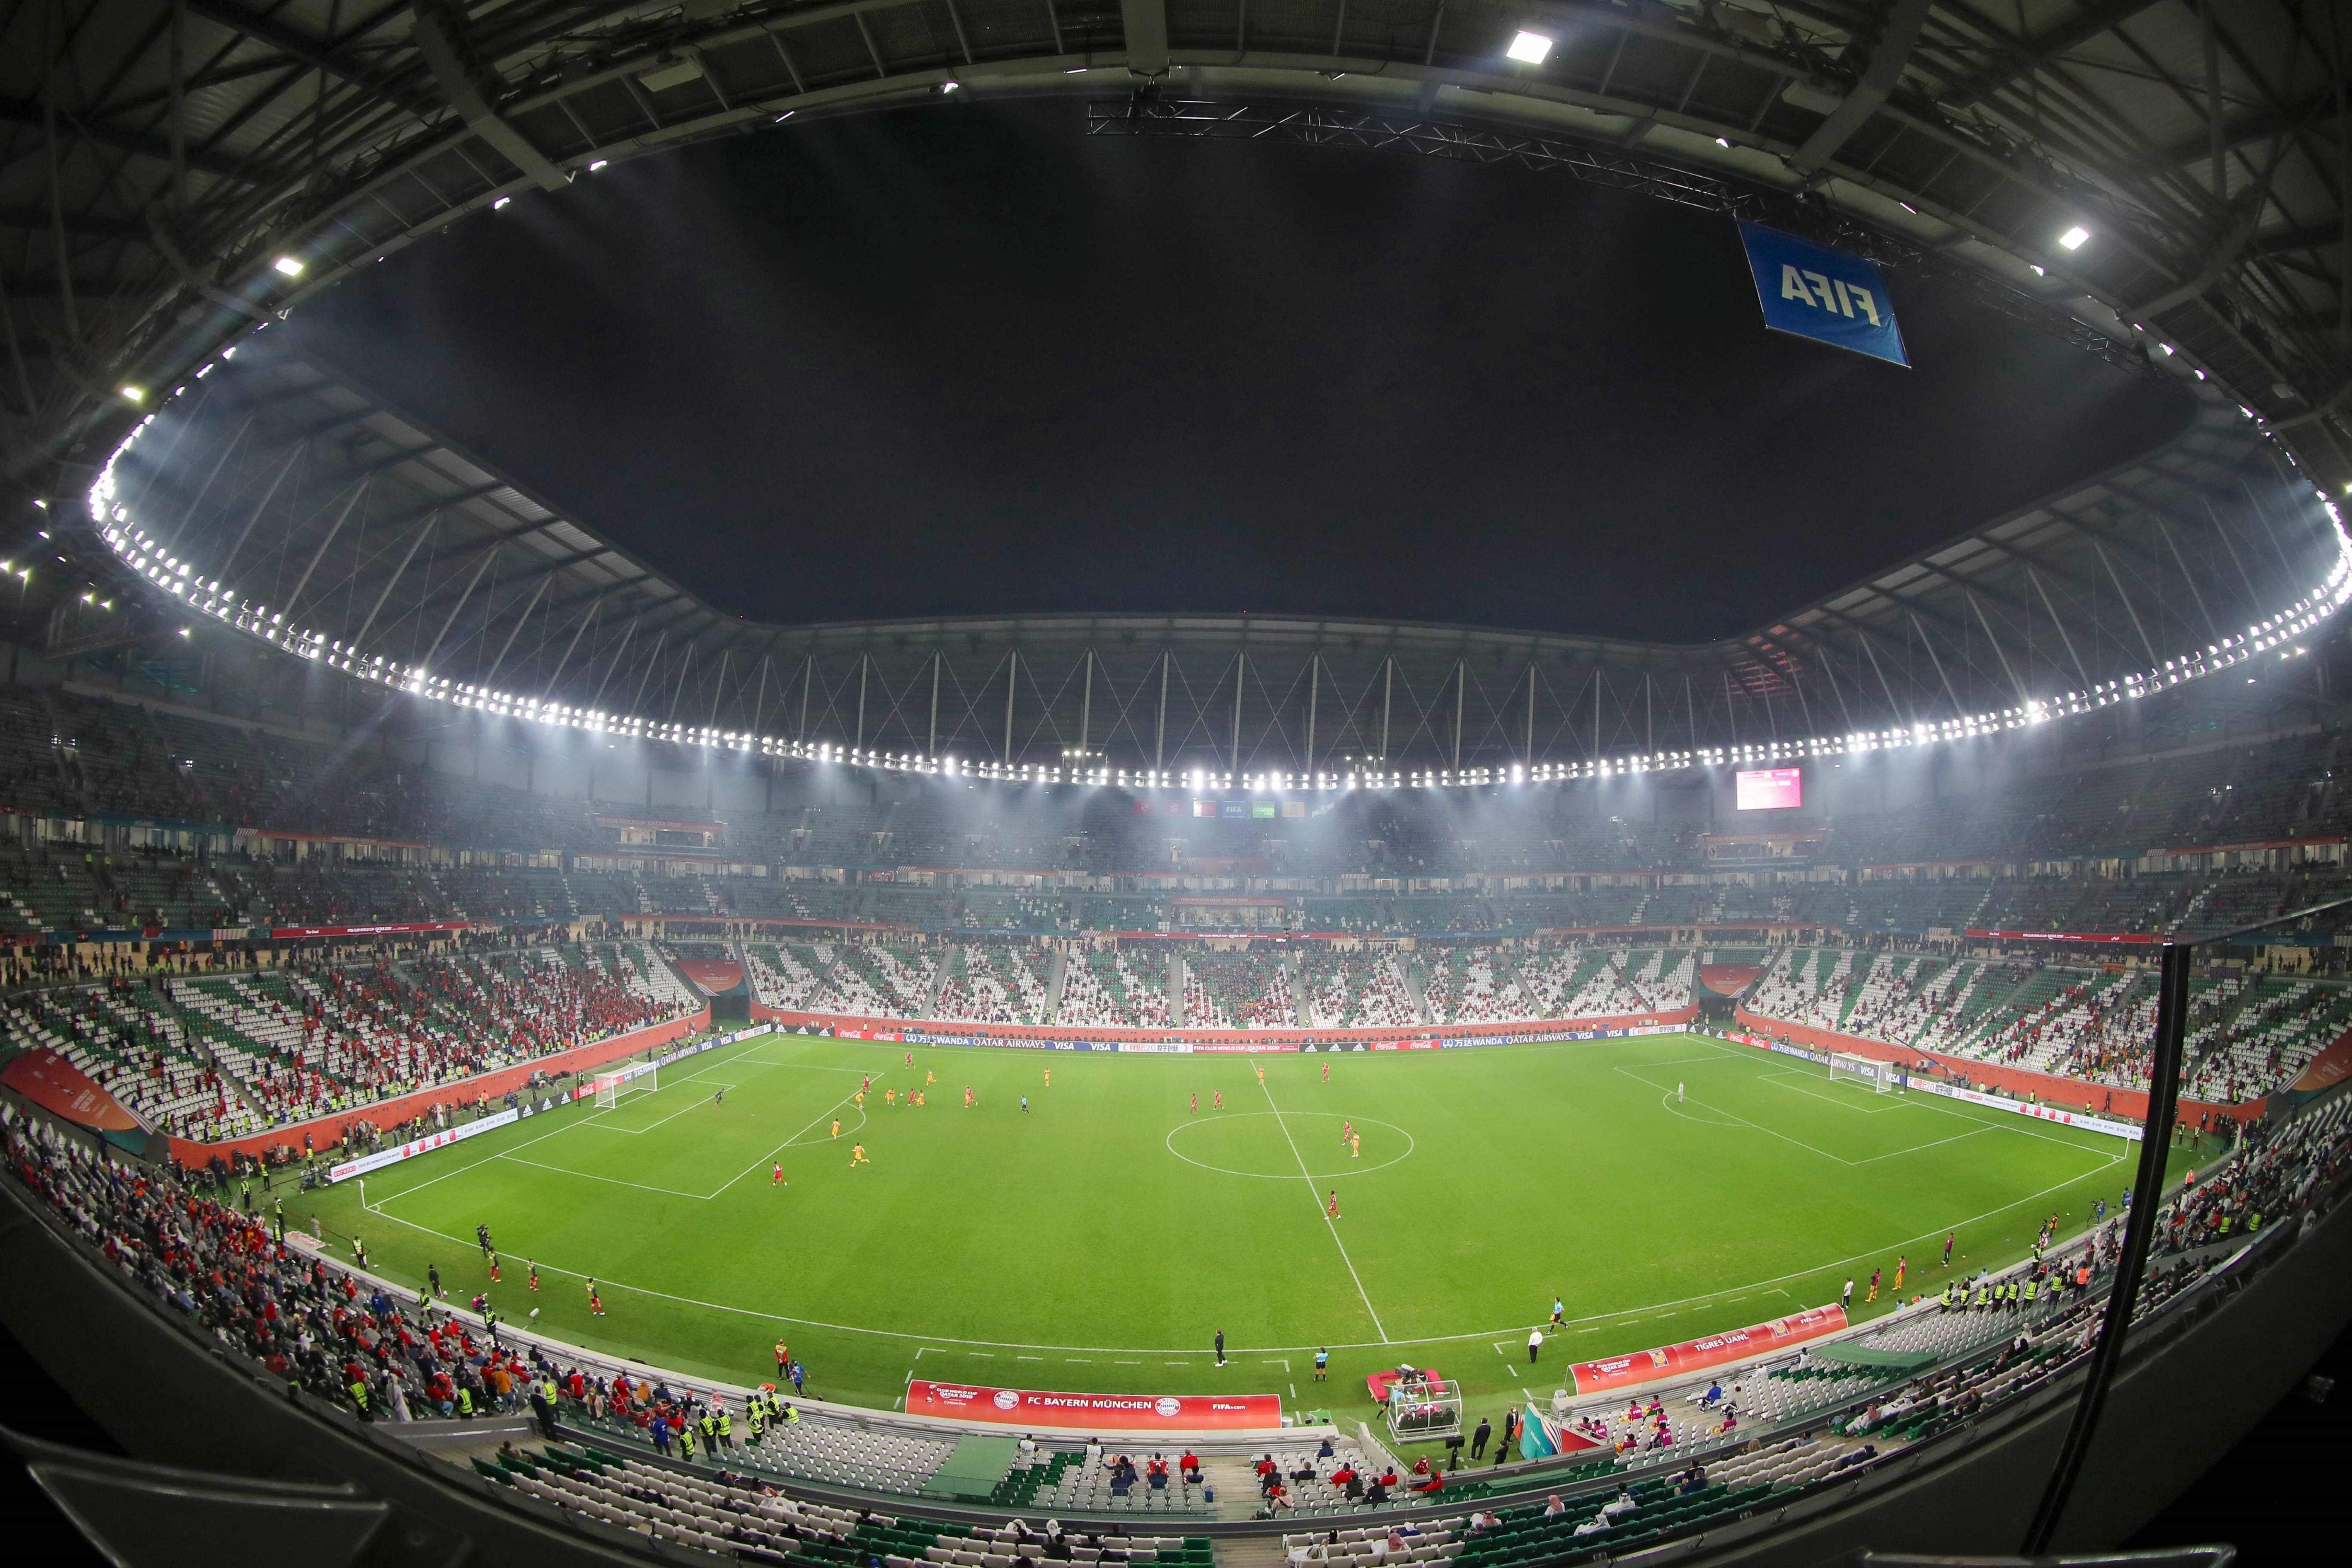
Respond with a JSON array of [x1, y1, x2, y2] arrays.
[[1786, 0, 1931, 178], [1120, 0, 1168, 77], [1155, 650, 1169, 772], [1005, 648, 1018, 763], [1452, 660, 1465, 769], [421, 545, 498, 671], [412, 5, 569, 192], [856, 652, 869, 748], [2089, 538, 2160, 666], [1525, 663, 1536, 763], [1230, 652, 1245, 776], [1964, 589, 2027, 705], [929, 651, 941, 756], [2025, 568, 2093, 689], [1380, 657, 1393, 764], [1080, 649, 1094, 755], [1305, 653, 1319, 777]]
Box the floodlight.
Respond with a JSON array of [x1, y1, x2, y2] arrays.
[[272, 256, 305, 278], [1506, 30, 1553, 64], [493, 196, 512, 210], [589, 159, 608, 171], [119, 385, 144, 403], [2057, 224, 2090, 250]]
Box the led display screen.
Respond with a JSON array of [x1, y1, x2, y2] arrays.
[[1735, 767, 1803, 811]]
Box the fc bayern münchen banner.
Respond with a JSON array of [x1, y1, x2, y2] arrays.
[[1737, 222, 1909, 368]]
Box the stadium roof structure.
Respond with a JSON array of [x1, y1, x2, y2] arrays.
[[90, 333, 2347, 778], [2, 0, 2349, 504]]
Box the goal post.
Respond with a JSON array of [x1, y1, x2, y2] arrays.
[[593, 1063, 658, 1108], [1828, 1053, 1894, 1094]]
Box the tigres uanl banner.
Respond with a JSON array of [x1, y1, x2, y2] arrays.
[[1, 1048, 148, 1144]]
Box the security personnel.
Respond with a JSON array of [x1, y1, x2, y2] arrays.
[[716, 1403, 733, 1450], [677, 1419, 698, 1462], [1971, 1279, 1991, 1310], [456, 1382, 476, 1420], [350, 1376, 372, 1420], [700, 1407, 719, 1451], [2022, 1275, 2039, 1308], [746, 1399, 766, 1448]]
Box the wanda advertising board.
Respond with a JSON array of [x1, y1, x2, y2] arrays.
[[905, 1380, 1283, 1432]]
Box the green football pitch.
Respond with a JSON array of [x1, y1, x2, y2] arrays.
[[285, 1030, 2182, 1421]]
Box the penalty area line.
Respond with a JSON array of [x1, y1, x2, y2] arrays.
[[705, 1076, 884, 1198]]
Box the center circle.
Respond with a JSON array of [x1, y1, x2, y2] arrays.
[[1163, 1111, 1416, 1179]]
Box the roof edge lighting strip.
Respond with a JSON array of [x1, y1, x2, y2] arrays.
[[86, 405, 2352, 794]]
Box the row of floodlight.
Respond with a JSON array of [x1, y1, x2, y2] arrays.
[[83, 351, 2352, 797]]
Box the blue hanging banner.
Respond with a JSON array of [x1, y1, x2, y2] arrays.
[[1736, 222, 1910, 368]]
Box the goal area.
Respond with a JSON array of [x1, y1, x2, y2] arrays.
[[1828, 1053, 1894, 1094], [593, 1063, 659, 1108]]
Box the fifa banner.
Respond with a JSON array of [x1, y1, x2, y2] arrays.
[[328, 1107, 518, 1182], [906, 1380, 1283, 1433], [1569, 1306, 1849, 1396], [1737, 222, 1909, 368]]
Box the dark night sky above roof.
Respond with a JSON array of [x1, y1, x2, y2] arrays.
[[286, 100, 2192, 645]]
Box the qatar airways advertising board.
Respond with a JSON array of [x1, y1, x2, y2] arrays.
[[1734, 767, 1803, 811], [905, 1380, 1283, 1432]]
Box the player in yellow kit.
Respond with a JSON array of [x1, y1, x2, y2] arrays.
[[850, 1143, 869, 1167]]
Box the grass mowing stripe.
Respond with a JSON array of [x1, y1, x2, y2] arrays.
[[298, 1029, 2186, 1415]]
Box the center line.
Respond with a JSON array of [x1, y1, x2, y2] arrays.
[[1260, 1075, 1389, 1342]]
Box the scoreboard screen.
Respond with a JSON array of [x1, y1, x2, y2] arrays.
[[1735, 767, 1803, 811]]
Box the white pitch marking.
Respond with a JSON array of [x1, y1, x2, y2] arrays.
[[1260, 1076, 1390, 1343], [493, 1153, 712, 1199], [351, 1032, 2124, 1357], [706, 1076, 883, 1198]]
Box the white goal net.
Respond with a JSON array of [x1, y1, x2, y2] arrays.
[[1828, 1053, 1894, 1094], [593, 1063, 658, 1108]]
